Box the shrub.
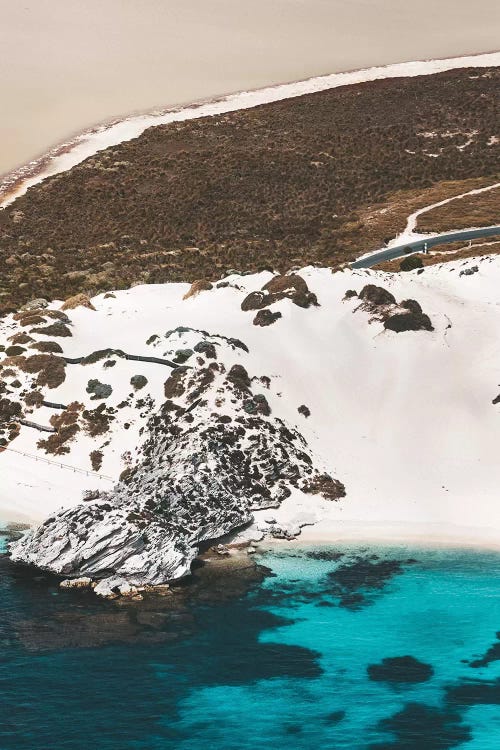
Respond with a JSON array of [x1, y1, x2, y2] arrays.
[[30, 322, 72, 337], [86, 379, 112, 400], [5, 346, 26, 357], [90, 450, 104, 472], [400, 255, 424, 272], [183, 279, 213, 300], [29, 340, 64, 353]]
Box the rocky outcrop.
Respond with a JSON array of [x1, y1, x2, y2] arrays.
[[241, 273, 318, 314], [354, 284, 433, 332], [10, 358, 344, 591]]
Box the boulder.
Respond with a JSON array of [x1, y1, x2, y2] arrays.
[[60, 577, 93, 590], [253, 309, 282, 326], [241, 291, 271, 311], [400, 299, 422, 314], [263, 273, 308, 295], [359, 284, 396, 306], [384, 312, 434, 332]]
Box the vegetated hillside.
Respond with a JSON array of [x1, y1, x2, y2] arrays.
[[416, 184, 500, 232], [0, 67, 499, 313], [3, 256, 500, 591]]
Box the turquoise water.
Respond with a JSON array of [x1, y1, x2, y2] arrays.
[[0, 543, 499, 749]]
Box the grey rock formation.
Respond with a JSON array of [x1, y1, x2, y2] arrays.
[[11, 361, 344, 590]]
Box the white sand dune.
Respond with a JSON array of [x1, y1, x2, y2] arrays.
[[2, 255, 500, 550]]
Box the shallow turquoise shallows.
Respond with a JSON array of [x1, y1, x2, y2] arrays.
[[0, 543, 499, 749]]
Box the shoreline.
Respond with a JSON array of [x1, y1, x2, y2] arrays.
[[272, 521, 500, 553], [1, 50, 499, 209]]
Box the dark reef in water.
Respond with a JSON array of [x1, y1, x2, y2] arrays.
[[469, 631, 500, 669], [368, 702, 472, 750], [325, 556, 416, 610], [367, 656, 434, 684]]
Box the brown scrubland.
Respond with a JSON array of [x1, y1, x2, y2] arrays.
[[416, 186, 500, 232], [0, 67, 498, 313]]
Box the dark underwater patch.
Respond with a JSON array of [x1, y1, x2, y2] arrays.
[[325, 556, 414, 610], [446, 678, 500, 706], [368, 702, 471, 749], [469, 631, 500, 668], [367, 656, 434, 684], [305, 550, 344, 562], [324, 709, 346, 724]]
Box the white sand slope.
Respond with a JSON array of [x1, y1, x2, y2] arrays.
[[2, 255, 500, 549]]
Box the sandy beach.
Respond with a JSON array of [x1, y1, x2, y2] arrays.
[[1, 0, 499, 180]]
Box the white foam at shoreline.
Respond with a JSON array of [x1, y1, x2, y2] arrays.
[[1, 51, 499, 209]]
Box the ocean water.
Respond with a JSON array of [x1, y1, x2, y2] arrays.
[[0, 541, 499, 749]]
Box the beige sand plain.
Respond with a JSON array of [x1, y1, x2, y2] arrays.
[[1, 0, 499, 177]]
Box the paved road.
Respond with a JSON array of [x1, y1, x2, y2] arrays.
[[351, 225, 500, 269]]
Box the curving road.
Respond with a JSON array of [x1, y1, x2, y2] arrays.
[[351, 225, 500, 269]]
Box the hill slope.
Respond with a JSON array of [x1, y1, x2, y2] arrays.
[[3, 255, 500, 590]]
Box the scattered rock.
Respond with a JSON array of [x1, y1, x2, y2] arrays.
[[298, 404, 311, 418], [226, 364, 251, 392], [460, 265, 479, 277], [94, 576, 139, 598], [400, 299, 422, 314], [60, 577, 93, 590], [130, 375, 148, 391], [359, 284, 396, 306], [30, 321, 72, 338], [83, 490, 101, 502], [384, 312, 434, 333], [241, 291, 271, 311], [194, 341, 217, 359], [174, 348, 194, 364], [263, 273, 308, 295], [19, 299, 49, 312], [243, 394, 271, 416], [343, 289, 358, 300], [253, 309, 282, 326]]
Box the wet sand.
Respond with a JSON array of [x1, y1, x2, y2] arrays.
[[1, 0, 499, 178]]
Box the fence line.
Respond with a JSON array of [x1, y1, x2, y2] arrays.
[[19, 419, 56, 434], [63, 350, 182, 368], [1, 446, 114, 481]]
